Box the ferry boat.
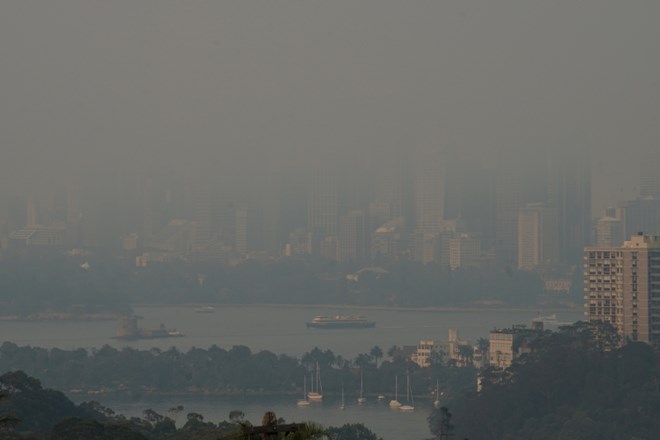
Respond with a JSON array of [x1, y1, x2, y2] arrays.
[[306, 315, 375, 329]]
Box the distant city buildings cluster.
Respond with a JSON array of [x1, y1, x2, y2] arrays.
[[0, 150, 658, 284]]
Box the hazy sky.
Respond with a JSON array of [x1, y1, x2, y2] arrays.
[[1, 1, 659, 210]]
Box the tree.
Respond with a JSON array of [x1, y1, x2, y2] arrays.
[[369, 346, 383, 367], [229, 410, 245, 423], [0, 391, 19, 435], [354, 353, 372, 369], [326, 423, 382, 440], [428, 406, 454, 440], [456, 345, 474, 367]]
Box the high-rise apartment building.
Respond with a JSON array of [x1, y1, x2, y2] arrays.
[[584, 234, 660, 344]]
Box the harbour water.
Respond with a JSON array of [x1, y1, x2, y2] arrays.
[[68, 394, 431, 440], [0, 304, 582, 357], [1, 305, 582, 439]]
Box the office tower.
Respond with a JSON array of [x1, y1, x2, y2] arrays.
[[413, 150, 444, 234], [338, 210, 368, 263], [286, 228, 311, 257], [234, 206, 263, 256], [495, 166, 525, 263], [449, 234, 481, 270], [640, 154, 660, 200], [371, 217, 403, 261], [617, 198, 660, 238], [140, 177, 154, 240], [584, 234, 660, 344], [595, 208, 624, 247], [517, 203, 559, 270], [547, 153, 591, 264], [307, 165, 338, 254], [192, 181, 212, 252]]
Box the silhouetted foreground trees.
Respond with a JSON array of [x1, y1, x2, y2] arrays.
[[0, 370, 381, 439], [0, 342, 476, 402], [451, 323, 660, 440]]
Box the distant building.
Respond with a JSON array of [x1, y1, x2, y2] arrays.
[[517, 203, 559, 271], [371, 217, 404, 260], [8, 225, 65, 247], [584, 233, 660, 344], [413, 150, 445, 235], [411, 340, 438, 368], [447, 329, 472, 367], [546, 153, 591, 264], [640, 154, 660, 200], [596, 209, 624, 247], [494, 165, 525, 263], [617, 198, 660, 238], [235, 206, 263, 256], [307, 165, 338, 255], [338, 210, 368, 263], [449, 234, 481, 270], [488, 330, 514, 368], [285, 228, 311, 256]]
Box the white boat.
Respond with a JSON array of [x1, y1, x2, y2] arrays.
[[433, 379, 441, 408], [297, 376, 310, 407], [389, 376, 401, 408], [307, 362, 323, 401], [377, 395, 385, 401], [357, 369, 366, 404], [399, 374, 415, 412], [194, 306, 215, 313]]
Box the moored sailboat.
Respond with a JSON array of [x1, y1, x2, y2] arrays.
[[357, 369, 366, 404], [399, 374, 415, 412], [340, 384, 345, 410], [297, 376, 310, 407], [389, 375, 401, 408], [307, 362, 323, 401]]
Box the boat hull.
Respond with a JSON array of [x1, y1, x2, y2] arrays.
[[306, 321, 375, 329]]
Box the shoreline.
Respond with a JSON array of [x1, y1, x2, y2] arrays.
[[0, 303, 580, 321], [132, 302, 580, 314]]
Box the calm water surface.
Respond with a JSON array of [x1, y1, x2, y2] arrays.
[[2, 305, 581, 440], [69, 394, 432, 440], [0, 305, 582, 357]]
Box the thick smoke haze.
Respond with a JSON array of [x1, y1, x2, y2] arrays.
[[1, 1, 659, 211]]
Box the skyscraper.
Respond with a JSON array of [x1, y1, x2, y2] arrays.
[[584, 234, 660, 344], [640, 153, 660, 200], [547, 153, 592, 264], [338, 210, 368, 263], [495, 166, 525, 263], [307, 165, 338, 255], [413, 150, 445, 234], [517, 203, 559, 270]]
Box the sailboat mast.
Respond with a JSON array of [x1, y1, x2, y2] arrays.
[[395, 375, 398, 400]]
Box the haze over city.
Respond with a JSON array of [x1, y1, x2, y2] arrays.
[[0, 2, 659, 439]]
